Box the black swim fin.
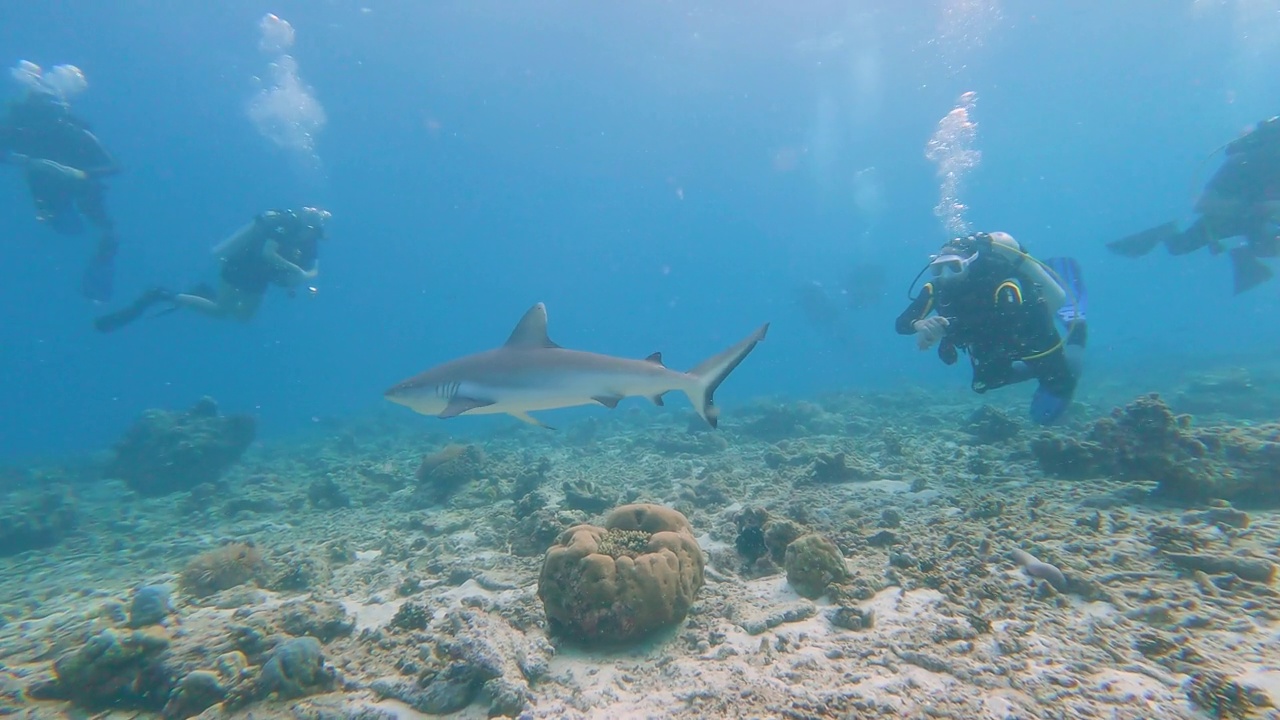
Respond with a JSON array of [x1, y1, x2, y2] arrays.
[[1106, 222, 1178, 258], [80, 251, 115, 302], [94, 288, 174, 333], [1230, 248, 1273, 295]]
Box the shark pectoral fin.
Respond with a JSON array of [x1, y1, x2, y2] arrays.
[[439, 396, 495, 419], [592, 394, 624, 409], [511, 411, 555, 430], [648, 393, 666, 406]]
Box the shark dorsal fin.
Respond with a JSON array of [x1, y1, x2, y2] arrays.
[[504, 303, 560, 349], [645, 352, 664, 366]]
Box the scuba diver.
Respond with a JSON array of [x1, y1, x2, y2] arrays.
[[1107, 116, 1280, 294], [0, 62, 121, 301], [94, 207, 329, 333], [896, 232, 1087, 425]]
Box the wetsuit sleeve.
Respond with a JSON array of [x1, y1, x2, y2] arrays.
[[895, 283, 935, 335]]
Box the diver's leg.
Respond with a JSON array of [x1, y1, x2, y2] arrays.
[[175, 282, 263, 321], [227, 288, 264, 322], [23, 163, 82, 234], [970, 355, 1017, 394], [173, 282, 226, 316], [76, 181, 118, 302], [1163, 218, 1217, 255], [1107, 221, 1177, 257]]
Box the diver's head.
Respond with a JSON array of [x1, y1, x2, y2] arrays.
[[928, 236, 982, 284]]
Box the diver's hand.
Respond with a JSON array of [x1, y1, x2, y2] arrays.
[[913, 316, 950, 350]]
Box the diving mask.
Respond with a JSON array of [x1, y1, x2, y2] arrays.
[[929, 251, 977, 281]]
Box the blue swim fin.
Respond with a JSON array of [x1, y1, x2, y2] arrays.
[[1044, 256, 1085, 324]]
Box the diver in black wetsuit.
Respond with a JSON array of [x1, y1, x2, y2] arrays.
[[0, 85, 121, 300], [94, 207, 328, 333], [1108, 116, 1280, 294], [896, 232, 1087, 425]]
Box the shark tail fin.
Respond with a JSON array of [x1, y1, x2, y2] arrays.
[[683, 323, 769, 428]]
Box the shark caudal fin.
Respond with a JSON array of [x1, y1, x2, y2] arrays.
[[683, 323, 769, 428]]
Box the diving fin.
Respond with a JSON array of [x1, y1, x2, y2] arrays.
[[80, 251, 115, 302], [1106, 222, 1177, 258], [1230, 247, 1273, 295], [93, 287, 174, 333], [1044, 256, 1086, 324]]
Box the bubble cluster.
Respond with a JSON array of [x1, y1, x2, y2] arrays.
[[10, 60, 88, 101], [925, 91, 981, 237], [258, 12, 296, 55], [935, 0, 1003, 75], [247, 14, 326, 170]]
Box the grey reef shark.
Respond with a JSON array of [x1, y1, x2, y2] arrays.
[[384, 302, 768, 429]]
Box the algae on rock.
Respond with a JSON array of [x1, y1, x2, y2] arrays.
[[785, 533, 850, 599]]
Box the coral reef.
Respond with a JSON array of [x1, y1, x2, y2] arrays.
[[1172, 367, 1278, 420], [561, 477, 616, 512], [784, 533, 850, 599], [413, 443, 487, 505], [258, 636, 333, 700], [538, 503, 705, 645], [41, 628, 173, 710], [808, 451, 875, 483], [179, 542, 265, 598], [372, 609, 551, 717], [1185, 670, 1271, 719], [0, 486, 76, 557], [961, 405, 1020, 444], [103, 397, 255, 496], [127, 585, 173, 628], [307, 476, 351, 509], [6, 382, 1280, 718], [1033, 393, 1280, 505]]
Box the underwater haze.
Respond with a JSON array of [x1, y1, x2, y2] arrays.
[[1, 0, 1279, 456], [7, 4, 1280, 719]]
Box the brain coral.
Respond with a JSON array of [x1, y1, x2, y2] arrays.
[[537, 503, 704, 645]]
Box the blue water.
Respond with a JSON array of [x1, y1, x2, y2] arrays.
[[1, 1, 1278, 461]]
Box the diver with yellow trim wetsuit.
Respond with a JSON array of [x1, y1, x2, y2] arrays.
[[1108, 116, 1280, 294], [896, 231, 1087, 425]]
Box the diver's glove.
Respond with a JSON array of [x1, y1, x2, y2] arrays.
[[912, 316, 950, 351]]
